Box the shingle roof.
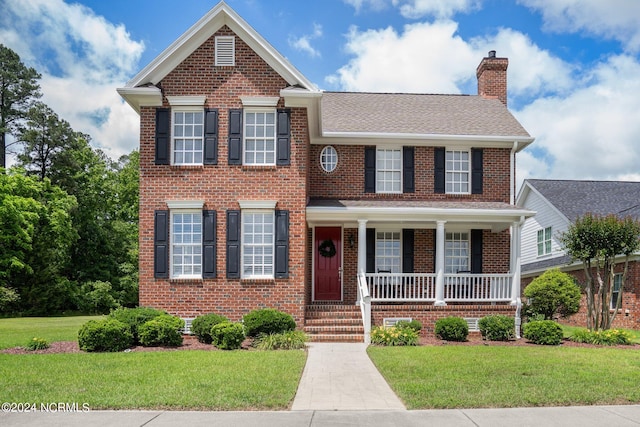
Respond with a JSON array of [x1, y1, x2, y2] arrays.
[[526, 179, 640, 221], [321, 92, 531, 138]]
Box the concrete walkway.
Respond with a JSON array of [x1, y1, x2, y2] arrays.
[[291, 342, 405, 410]]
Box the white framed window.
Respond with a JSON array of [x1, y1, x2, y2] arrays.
[[376, 148, 402, 193], [445, 150, 470, 194], [611, 273, 623, 309], [445, 232, 469, 274], [244, 109, 276, 165], [171, 211, 202, 278], [537, 226, 552, 256], [172, 109, 204, 165], [242, 211, 275, 278], [375, 231, 401, 273], [215, 36, 235, 66], [320, 146, 338, 173]]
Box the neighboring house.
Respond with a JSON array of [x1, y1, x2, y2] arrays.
[[118, 1, 535, 342], [517, 179, 640, 329]]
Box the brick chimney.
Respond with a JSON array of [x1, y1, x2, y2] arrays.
[[476, 50, 508, 106]]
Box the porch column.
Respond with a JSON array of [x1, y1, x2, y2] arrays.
[[510, 219, 523, 304], [357, 219, 368, 302], [435, 220, 446, 306]]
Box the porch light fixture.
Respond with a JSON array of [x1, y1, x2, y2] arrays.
[[349, 233, 355, 248]]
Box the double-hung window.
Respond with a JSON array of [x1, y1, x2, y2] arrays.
[[537, 226, 552, 256], [244, 109, 276, 165], [376, 148, 402, 193], [173, 109, 204, 165], [375, 231, 401, 273], [242, 211, 275, 278], [445, 232, 469, 274], [611, 273, 623, 309], [171, 211, 202, 278], [445, 150, 470, 194]]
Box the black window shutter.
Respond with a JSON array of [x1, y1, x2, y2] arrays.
[[471, 229, 483, 273], [276, 109, 290, 166], [204, 109, 218, 165], [154, 210, 169, 278], [471, 148, 483, 194], [434, 147, 445, 194], [202, 210, 217, 278], [155, 108, 170, 165], [274, 210, 289, 278], [366, 228, 375, 273], [228, 109, 242, 165], [364, 147, 376, 193], [226, 210, 241, 278], [402, 229, 414, 273], [403, 147, 415, 193]]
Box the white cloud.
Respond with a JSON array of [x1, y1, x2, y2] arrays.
[[393, 0, 482, 19], [289, 23, 323, 58], [0, 0, 144, 161], [519, 0, 640, 52]]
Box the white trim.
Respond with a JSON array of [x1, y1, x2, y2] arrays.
[[319, 131, 534, 148], [166, 96, 207, 106], [115, 86, 162, 113], [170, 210, 203, 280], [171, 108, 205, 165], [240, 96, 280, 107], [238, 200, 277, 209], [166, 200, 205, 209], [241, 210, 275, 280]]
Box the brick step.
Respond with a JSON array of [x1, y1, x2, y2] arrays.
[[307, 333, 364, 343], [305, 325, 365, 334], [306, 304, 360, 312], [304, 317, 362, 326]]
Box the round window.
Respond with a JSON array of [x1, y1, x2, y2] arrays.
[[320, 146, 338, 173]]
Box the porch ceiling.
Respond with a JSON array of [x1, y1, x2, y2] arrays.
[[306, 199, 535, 231]]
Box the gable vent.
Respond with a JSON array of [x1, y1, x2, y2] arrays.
[[215, 36, 235, 66]]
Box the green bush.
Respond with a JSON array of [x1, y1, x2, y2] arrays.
[[395, 319, 422, 333], [211, 322, 245, 350], [138, 315, 184, 347], [254, 330, 308, 350], [523, 320, 564, 345], [243, 308, 296, 337], [76, 280, 121, 314], [524, 269, 581, 320], [479, 315, 515, 341], [435, 317, 468, 342], [191, 313, 229, 344], [108, 306, 167, 344], [570, 328, 633, 346], [371, 326, 419, 346], [78, 318, 133, 352], [25, 337, 50, 351]]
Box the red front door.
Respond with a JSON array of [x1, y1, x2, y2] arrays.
[[314, 227, 342, 301]]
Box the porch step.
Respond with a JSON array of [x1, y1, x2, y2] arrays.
[[304, 304, 364, 343]]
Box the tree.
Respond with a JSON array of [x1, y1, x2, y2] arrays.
[[561, 214, 640, 331], [0, 44, 41, 169], [523, 268, 581, 320]]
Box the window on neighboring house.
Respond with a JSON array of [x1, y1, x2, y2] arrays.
[[173, 109, 204, 165], [171, 211, 202, 278], [445, 150, 470, 194], [242, 211, 275, 278], [376, 148, 402, 193], [611, 273, 623, 309], [244, 109, 276, 165], [445, 232, 469, 274], [537, 226, 552, 256], [375, 231, 401, 273]]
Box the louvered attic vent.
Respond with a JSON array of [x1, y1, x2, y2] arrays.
[[215, 36, 235, 66]]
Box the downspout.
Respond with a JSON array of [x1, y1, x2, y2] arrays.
[[510, 141, 518, 205]]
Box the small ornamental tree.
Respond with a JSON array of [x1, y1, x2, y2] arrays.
[[561, 213, 640, 331], [524, 269, 581, 320]]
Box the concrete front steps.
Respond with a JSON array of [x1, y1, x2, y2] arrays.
[[304, 304, 364, 342]]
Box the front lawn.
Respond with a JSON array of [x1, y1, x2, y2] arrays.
[[0, 316, 102, 349], [368, 345, 640, 409]]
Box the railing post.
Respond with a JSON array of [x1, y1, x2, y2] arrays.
[[435, 220, 446, 306]]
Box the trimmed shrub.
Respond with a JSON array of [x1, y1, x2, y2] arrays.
[[243, 308, 296, 337], [395, 319, 422, 333], [138, 315, 185, 347], [523, 320, 563, 345], [254, 330, 308, 350], [78, 318, 133, 352], [570, 328, 633, 346], [523, 269, 581, 320], [435, 317, 468, 342], [108, 306, 167, 344], [25, 337, 50, 351], [479, 315, 515, 341], [211, 322, 245, 350], [191, 313, 229, 344], [371, 326, 419, 346]]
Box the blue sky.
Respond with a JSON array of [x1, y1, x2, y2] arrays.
[[1, 0, 640, 189]]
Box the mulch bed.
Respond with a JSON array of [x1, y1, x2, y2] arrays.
[[419, 333, 639, 349]]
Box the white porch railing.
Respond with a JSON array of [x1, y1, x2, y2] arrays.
[[357, 270, 372, 344], [366, 273, 513, 302]]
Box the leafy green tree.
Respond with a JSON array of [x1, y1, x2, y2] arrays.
[[524, 268, 581, 320], [0, 44, 41, 169], [561, 214, 640, 331]]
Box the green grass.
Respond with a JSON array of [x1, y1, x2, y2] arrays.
[[0, 316, 102, 349], [561, 324, 640, 343], [0, 350, 306, 410], [368, 345, 640, 409]]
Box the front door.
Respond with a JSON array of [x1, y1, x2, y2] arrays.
[[314, 227, 342, 301]]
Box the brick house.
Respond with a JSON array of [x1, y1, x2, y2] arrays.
[[118, 2, 535, 342], [517, 179, 640, 329]]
